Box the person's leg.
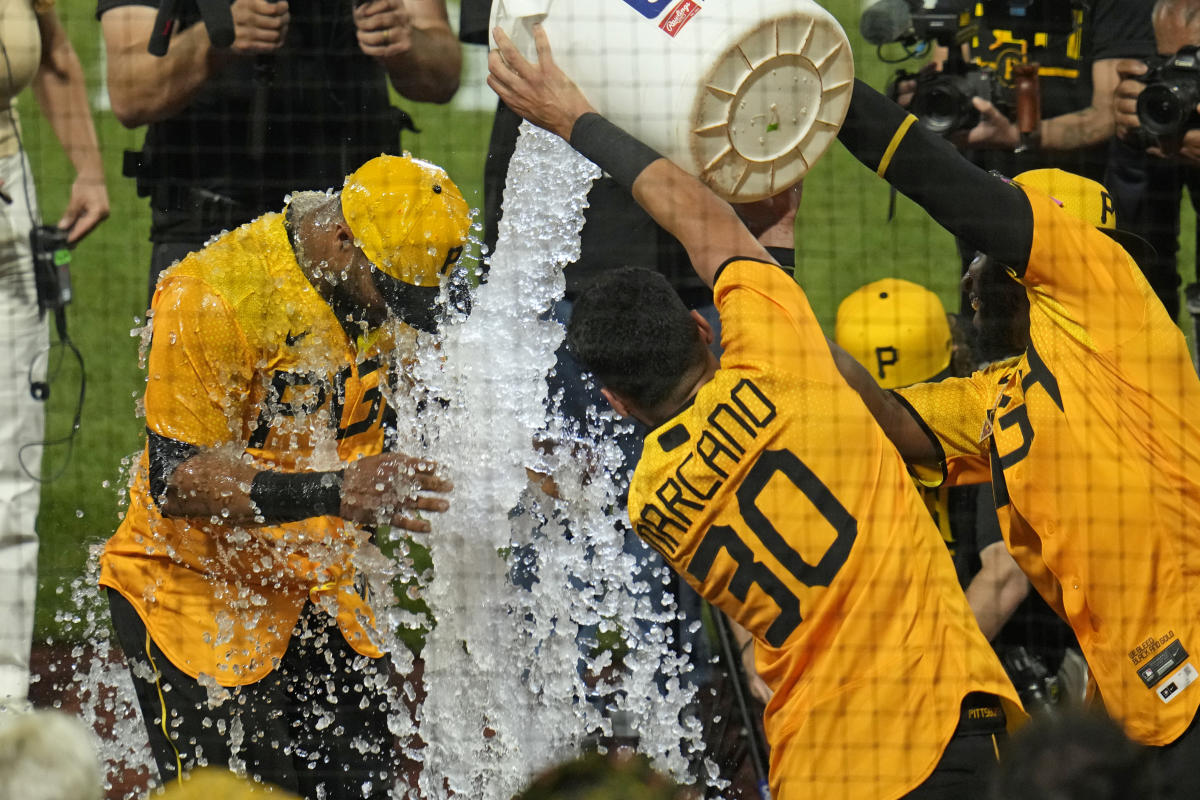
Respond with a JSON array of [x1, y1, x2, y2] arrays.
[[282, 605, 398, 800], [901, 693, 1006, 800], [106, 589, 300, 792], [0, 150, 42, 710]]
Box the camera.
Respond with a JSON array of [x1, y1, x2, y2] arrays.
[[1135, 46, 1200, 147], [31, 225, 72, 316], [903, 66, 1011, 136]]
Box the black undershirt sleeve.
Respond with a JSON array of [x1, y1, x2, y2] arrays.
[[147, 429, 200, 509], [836, 79, 1035, 274]]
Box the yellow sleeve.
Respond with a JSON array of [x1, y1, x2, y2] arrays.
[[894, 366, 1005, 486], [144, 277, 254, 447]]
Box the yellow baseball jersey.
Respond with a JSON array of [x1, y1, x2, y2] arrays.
[[101, 213, 402, 686], [627, 259, 1019, 800], [897, 188, 1200, 745]]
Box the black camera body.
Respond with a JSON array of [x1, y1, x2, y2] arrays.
[[899, 65, 1012, 136], [1135, 45, 1200, 148], [31, 225, 72, 316]]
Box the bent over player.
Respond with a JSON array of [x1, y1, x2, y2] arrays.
[[832, 79, 1200, 796], [488, 24, 1021, 800], [100, 155, 467, 798]]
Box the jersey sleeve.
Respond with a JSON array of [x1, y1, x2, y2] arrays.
[[1018, 188, 1150, 354], [144, 276, 254, 447], [894, 368, 1002, 487], [713, 259, 838, 383]]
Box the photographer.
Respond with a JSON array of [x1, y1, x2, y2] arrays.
[[1112, 0, 1200, 330], [98, 0, 461, 306]]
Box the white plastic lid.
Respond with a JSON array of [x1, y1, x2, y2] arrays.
[[691, 10, 854, 201]]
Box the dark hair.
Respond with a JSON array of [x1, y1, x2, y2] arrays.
[[512, 751, 688, 800], [567, 267, 706, 410], [989, 709, 1156, 800]]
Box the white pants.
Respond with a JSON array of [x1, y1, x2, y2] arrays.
[[0, 149, 45, 702]]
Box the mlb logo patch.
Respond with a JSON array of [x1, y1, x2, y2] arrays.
[[619, 0, 672, 19]]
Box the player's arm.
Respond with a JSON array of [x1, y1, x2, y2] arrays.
[[159, 446, 451, 533], [837, 79, 1035, 274], [965, 539, 1030, 640], [101, 0, 288, 127], [486, 24, 771, 285], [827, 339, 941, 467]]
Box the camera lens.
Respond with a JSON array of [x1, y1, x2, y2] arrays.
[[1138, 84, 1191, 138], [913, 77, 971, 136]]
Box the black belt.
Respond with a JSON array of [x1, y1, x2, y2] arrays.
[[956, 691, 1007, 736]]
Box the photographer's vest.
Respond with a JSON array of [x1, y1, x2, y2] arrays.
[[121, 0, 413, 241]]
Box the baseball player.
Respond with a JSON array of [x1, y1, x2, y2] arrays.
[[100, 154, 467, 798], [488, 24, 1022, 800], [832, 78, 1200, 796]]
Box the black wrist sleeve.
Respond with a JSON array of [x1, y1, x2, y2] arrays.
[[249, 470, 344, 524], [569, 113, 664, 191], [837, 79, 1034, 272]]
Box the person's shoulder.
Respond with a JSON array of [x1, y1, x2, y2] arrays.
[[713, 256, 789, 290]]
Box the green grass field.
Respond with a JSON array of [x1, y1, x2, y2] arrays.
[[26, 0, 1197, 640]]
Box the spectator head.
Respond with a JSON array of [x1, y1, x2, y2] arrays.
[[989, 709, 1155, 800], [567, 266, 717, 427], [835, 277, 954, 388], [1153, 0, 1200, 55], [0, 709, 103, 800], [512, 751, 690, 800]]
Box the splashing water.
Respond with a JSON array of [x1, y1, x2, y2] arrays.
[[408, 123, 700, 797]]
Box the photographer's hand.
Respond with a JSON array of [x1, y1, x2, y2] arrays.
[[965, 97, 1020, 149], [229, 0, 290, 56], [353, 0, 460, 104], [1114, 59, 1149, 145]]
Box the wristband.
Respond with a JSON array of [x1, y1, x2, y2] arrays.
[[569, 112, 664, 191], [249, 469, 344, 523]]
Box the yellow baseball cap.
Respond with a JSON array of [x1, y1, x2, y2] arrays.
[[1013, 168, 1156, 267], [836, 278, 952, 389], [341, 154, 470, 287]]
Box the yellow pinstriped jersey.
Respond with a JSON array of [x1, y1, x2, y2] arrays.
[[101, 213, 405, 686], [628, 260, 1019, 800], [898, 188, 1200, 745]]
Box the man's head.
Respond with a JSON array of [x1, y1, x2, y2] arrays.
[[1154, 0, 1200, 55], [835, 278, 953, 388], [962, 251, 1031, 359], [568, 267, 716, 427], [296, 154, 471, 334]]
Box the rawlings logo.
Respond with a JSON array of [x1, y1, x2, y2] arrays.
[[659, 0, 701, 36]]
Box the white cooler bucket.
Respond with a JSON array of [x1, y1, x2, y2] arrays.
[[490, 0, 854, 201]]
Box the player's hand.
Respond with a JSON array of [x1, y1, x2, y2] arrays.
[[353, 0, 414, 59], [964, 96, 1019, 149], [1114, 59, 1149, 144], [731, 183, 802, 248], [229, 0, 289, 56], [487, 24, 597, 141], [59, 172, 110, 244], [341, 452, 452, 532]]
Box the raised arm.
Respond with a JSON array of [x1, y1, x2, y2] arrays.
[[837, 79, 1035, 273], [486, 24, 771, 285]]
